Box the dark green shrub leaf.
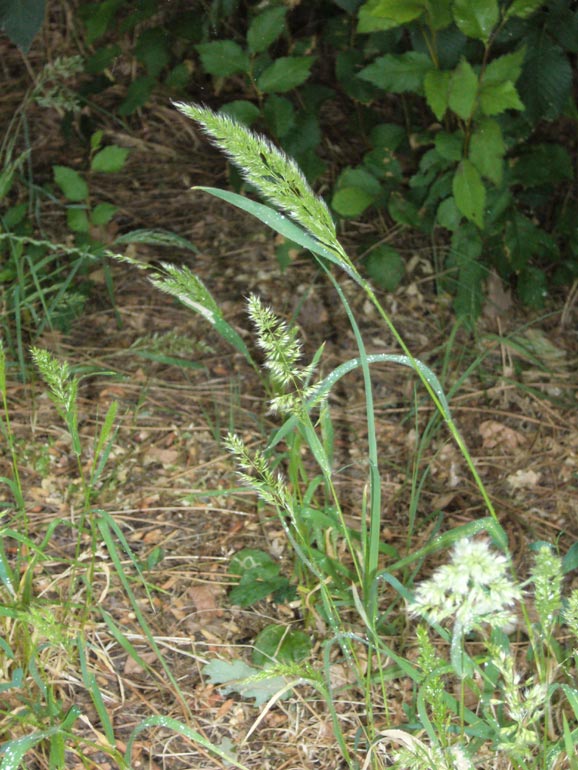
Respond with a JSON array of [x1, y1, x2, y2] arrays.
[[452, 0, 498, 42], [453, 159, 485, 228], [335, 50, 378, 103], [427, 0, 453, 30], [505, 0, 545, 20], [483, 47, 526, 85], [91, 146, 130, 173], [257, 56, 315, 93], [219, 100, 260, 126], [370, 123, 405, 150], [518, 39, 572, 122], [67, 207, 89, 233], [79, 0, 122, 44], [247, 6, 287, 54], [510, 143, 573, 187], [363, 147, 402, 181], [450, 225, 484, 319], [252, 625, 312, 667], [435, 131, 463, 161], [437, 196, 462, 230], [85, 44, 120, 74], [263, 95, 295, 137], [365, 244, 404, 290], [469, 118, 505, 184], [478, 49, 526, 116], [332, 167, 381, 216], [135, 27, 170, 77], [91, 202, 117, 226], [357, 0, 425, 32], [196, 40, 250, 77], [0, 0, 45, 51], [359, 51, 432, 93], [53, 165, 88, 201], [479, 79, 524, 115], [503, 212, 557, 269], [165, 62, 192, 91], [282, 112, 321, 156], [118, 75, 155, 116], [448, 58, 478, 119], [388, 192, 425, 228], [517, 265, 547, 307], [424, 70, 451, 120], [332, 187, 376, 217]]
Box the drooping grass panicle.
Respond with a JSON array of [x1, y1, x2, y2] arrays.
[[150, 262, 220, 323], [174, 102, 338, 252], [409, 538, 521, 634]]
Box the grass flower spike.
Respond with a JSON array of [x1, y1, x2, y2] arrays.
[[409, 538, 522, 634], [174, 102, 339, 253]]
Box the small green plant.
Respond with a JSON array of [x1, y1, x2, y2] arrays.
[[52, 131, 129, 239]]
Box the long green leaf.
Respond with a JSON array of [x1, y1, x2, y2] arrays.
[[195, 187, 363, 285]]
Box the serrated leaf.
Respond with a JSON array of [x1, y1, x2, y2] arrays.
[[202, 659, 287, 707], [0, 0, 45, 52], [511, 143, 573, 187], [517, 266, 547, 308], [135, 27, 170, 77], [452, 0, 498, 42], [479, 80, 524, 115], [53, 165, 88, 201], [263, 95, 295, 137], [437, 196, 462, 230], [424, 69, 451, 120], [505, 0, 545, 20], [91, 202, 117, 226], [118, 75, 155, 116], [365, 245, 404, 291], [91, 146, 130, 173], [453, 159, 485, 228], [504, 211, 546, 269], [218, 100, 260, 126], [358, 0, 426, 25], [435, 131, 463, 161], [196, 40, 249, 77], [247, 7, 287, 54], [484, 48, 526, 85], [358, 51, 433, 93], [257, 56, 314, 93], [469, 118, 505, 184], [518, 39, 572, 122], [448, 58, 478, 119]]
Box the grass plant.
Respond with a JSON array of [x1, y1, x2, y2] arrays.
[[120, 103, 578, 769], [1, 101, 576, 769]]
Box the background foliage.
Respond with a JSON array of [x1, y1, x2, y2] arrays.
[[1, 0, 577, 341]]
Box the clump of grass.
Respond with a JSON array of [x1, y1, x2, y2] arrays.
[[124, 102, 576, 770]]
